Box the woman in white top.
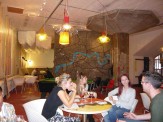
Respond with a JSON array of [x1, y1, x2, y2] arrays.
[[104, 74, 136, 122]]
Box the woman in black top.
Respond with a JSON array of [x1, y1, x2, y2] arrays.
[[42, 73, 77, 121]]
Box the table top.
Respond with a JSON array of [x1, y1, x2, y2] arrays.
[[60, 98, 112, 115]]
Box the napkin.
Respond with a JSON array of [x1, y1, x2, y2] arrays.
[[96, 101, 107, 105], [64, 103, 79, 109], [74, 98, 80, 102], [104, 96, 118, 105]]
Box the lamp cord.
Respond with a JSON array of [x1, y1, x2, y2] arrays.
[[40, 0, 64, 30]]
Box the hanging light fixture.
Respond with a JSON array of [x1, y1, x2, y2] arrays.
[[59, 31, 69, 45], [59, 0, 71, 45], [98, 32, 110, 43], [62, 0, 71, 30], [98, 13, 110, 43], [36, 0, 48, 42], [37, 27, 47, 41]]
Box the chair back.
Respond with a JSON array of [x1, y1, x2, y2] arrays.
[[13, 77, 25, 86], [140, 93, 151, 110], [130, 99, 138, 112], [23, 99, 48, 122], [107, 79, 114, 89], [25, 76, 38, 84]]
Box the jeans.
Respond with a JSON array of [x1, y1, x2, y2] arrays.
[[104, 105, 130, 122], [119, 118, 148, 122]]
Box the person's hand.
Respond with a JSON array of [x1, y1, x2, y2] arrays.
[[116, 119, 126, 122], [69, 83, 76, 92], [123, 112, 137, 120], [112, 99, 117, 104], [109, 96, 113, 101]]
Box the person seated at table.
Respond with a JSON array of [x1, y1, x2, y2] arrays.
[[44, 68, 54, 78], [117, 71, 163, 122], [76, 72, 88, 96], [31, 68, 39, 76], [104, 74, 136, 122], [42, 73, 80, 122], [76, 72, 96, 122], [0, 86, 16, 118]]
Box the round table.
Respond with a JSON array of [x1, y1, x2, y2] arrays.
[[60, 98, 112, 122]]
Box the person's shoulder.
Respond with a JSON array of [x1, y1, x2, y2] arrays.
[[3, 102, 13, 106], [53, 86, 63, 91], [3, 102, 15, 109], [129, 87, 136, 92]]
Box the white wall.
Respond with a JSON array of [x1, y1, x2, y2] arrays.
[[129, 28, 163, 84], [26, 49, 54, 68]]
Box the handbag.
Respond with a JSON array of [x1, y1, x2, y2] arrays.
[[49, 112, 80, 122]]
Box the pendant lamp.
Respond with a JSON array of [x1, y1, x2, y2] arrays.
[[98, 32, 110, 43], [37, 27, 47, 41], [59, 0, 71, 45], [98, 13, 110, 43], [59, 31, 69, 45], [63, 9, 71, 30]]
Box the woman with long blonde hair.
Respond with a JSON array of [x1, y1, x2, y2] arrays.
[[42, 73, 80, 122]]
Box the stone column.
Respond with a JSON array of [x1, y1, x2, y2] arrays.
[[111, 33, 129, 86]]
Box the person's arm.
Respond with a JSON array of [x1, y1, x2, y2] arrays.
[[85, 84, 88, 91], [123, 112, 151, 120], [108, 88, 118, 97], [58, 83, 77, 108]]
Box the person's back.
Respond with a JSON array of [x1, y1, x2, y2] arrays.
[[0, 87, 15, 118], [1, 102, 15, 117], [150, 90, 163, 122], [31, 69, 37, 76], [45, 68, 53, 78]]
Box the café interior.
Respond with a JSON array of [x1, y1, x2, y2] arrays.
[[0, 0, 163, 121]]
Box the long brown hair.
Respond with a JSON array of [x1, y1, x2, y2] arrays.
[[76, 72, 87, 94], [118, 74, 131, 96]]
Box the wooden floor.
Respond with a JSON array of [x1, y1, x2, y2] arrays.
[[4, 85, 144, 122]]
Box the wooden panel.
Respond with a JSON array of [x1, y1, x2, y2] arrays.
[[7, 7, 24, 14]]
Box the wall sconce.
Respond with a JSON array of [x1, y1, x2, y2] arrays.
[[22, 57, 27, 61], [27, 60, 33, 66]]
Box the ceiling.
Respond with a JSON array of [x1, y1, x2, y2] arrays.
[[0, 0, 163, 57], [0, 0, 163, 37]]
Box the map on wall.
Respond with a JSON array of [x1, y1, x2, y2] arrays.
[[54, 52, 111, 73]]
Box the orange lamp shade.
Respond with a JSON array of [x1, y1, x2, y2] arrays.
[[59, 31, 69, 45]]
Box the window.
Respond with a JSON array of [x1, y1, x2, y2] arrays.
[[154, 54, 163, 75]]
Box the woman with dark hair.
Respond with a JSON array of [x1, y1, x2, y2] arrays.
[[103, 74, 136, 122]]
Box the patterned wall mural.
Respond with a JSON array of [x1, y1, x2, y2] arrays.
[[54, 31, 112, 80]]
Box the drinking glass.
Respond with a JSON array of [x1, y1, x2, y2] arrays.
[[79, 87, 84, 100]]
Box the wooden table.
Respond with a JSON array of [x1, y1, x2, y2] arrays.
[[60, 98, 112, 122]]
